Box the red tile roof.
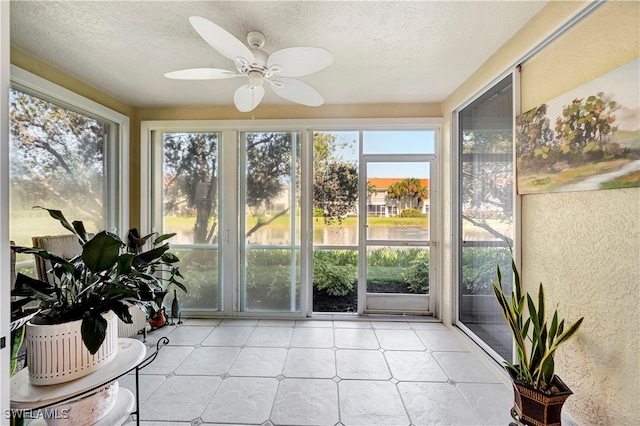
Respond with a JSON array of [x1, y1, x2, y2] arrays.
[[367, 178, 429, 190]]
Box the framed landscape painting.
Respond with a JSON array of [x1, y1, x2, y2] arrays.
[[516, 58, 640, 194]]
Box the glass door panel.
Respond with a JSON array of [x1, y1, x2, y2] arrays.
[[240, 131, 301, 312], [458, 74, 514, 360], [364, 160, 432, 314], [312, 131, 359, 313], [161, 132, 222, 312]]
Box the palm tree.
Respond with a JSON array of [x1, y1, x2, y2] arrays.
[[417, 186, 429, 213], [398, 177, 423, 210], [387, 182, 403, 213]]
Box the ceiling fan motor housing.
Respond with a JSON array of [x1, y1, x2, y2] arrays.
[[236, 49, 269, 76], [246, 31, 265, 49], [250, 49, 268, 69]]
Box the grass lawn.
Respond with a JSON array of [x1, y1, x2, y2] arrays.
[[163, 214, 429, 234]]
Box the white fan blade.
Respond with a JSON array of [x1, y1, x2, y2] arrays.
[[234, 84, 265, 112], [164, 68, 240, 80], [189, 16, 255, 64], [267, 47, 333, 77], [271, 78, 324, 107]]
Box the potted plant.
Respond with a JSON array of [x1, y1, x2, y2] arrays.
[[127, 228, 173, 329], [11, 207, 186, 385], [492, 254, 583, 426], [147, 289, 168, 329]]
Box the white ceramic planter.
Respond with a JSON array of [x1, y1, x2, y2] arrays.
[[45, 381, 119, 426], [25, 310, 119, 385]]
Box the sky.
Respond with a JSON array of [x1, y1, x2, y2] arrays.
[[325, 130, 435, 179]]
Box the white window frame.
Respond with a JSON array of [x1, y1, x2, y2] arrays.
[[141, 118, 441, 318], [360, 152, 438, 316], [9, 66, 130, 235], [1, 0, 10, 415]]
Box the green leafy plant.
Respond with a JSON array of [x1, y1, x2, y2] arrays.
[[492, 254, 583, 393], [400, 208, 425, 218], [367, 248, 399, 267], [267, 265, 297, 302], [313, 249, 357, 266], [462, 247, 511, 294], [313, 261, 356, 296], [11, 207, 186, 354], [403, 254, 430, 294]]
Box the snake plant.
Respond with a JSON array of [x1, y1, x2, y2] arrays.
[[492, 254, 584, 393]]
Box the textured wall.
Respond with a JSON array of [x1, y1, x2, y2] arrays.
[[443, 1, 640, 424], [520, 2, 640, 424], [523, 189, 639, 424]]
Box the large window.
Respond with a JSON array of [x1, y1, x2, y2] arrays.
[[9, 68, 128, 275], [312, 131, 359, 312], [159, 132, 222, 311], [142, 119, 440, 317], [456, 75, 515, 361], [240, 131, 301, 312]]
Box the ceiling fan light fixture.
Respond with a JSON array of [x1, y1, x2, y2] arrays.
[[248, 71, 263, 87]]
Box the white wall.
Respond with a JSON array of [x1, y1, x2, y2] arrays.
[[442, 1, 640, 424]]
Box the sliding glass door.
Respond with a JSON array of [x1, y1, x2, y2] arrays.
[[157, 132, 222, 312], [239, 131, 301, 312], [456, 75, 515, 360], [312, 131, 360, 313]]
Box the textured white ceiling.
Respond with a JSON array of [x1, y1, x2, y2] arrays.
[[10, 1, 547, 108]]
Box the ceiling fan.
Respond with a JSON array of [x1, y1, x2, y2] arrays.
[[165, 16, 333, 112]]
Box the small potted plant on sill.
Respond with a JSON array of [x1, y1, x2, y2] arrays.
[[11, 207, 186, 386], [492, 254, 583, 426]]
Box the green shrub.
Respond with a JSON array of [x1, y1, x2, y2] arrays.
[[462, 247, 511, 294], [267, 265, 295, 302], [404, 254, 430, 293], [313, 261, 356, 296], [400, 208, 425, 218], [313, 249, 357, 266], [246, 249, 297, 266], [396, 248, 427, 267], [367, 248, 399, 267]]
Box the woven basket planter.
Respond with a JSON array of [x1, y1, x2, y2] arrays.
[[510, 371, 573, 426], [25, 310, 119, 385]]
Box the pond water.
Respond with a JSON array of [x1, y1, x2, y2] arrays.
[[171, 220, 509, 246], [247, 226, 430, 246]]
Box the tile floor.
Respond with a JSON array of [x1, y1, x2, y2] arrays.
[[121, 318, 514, 426]]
